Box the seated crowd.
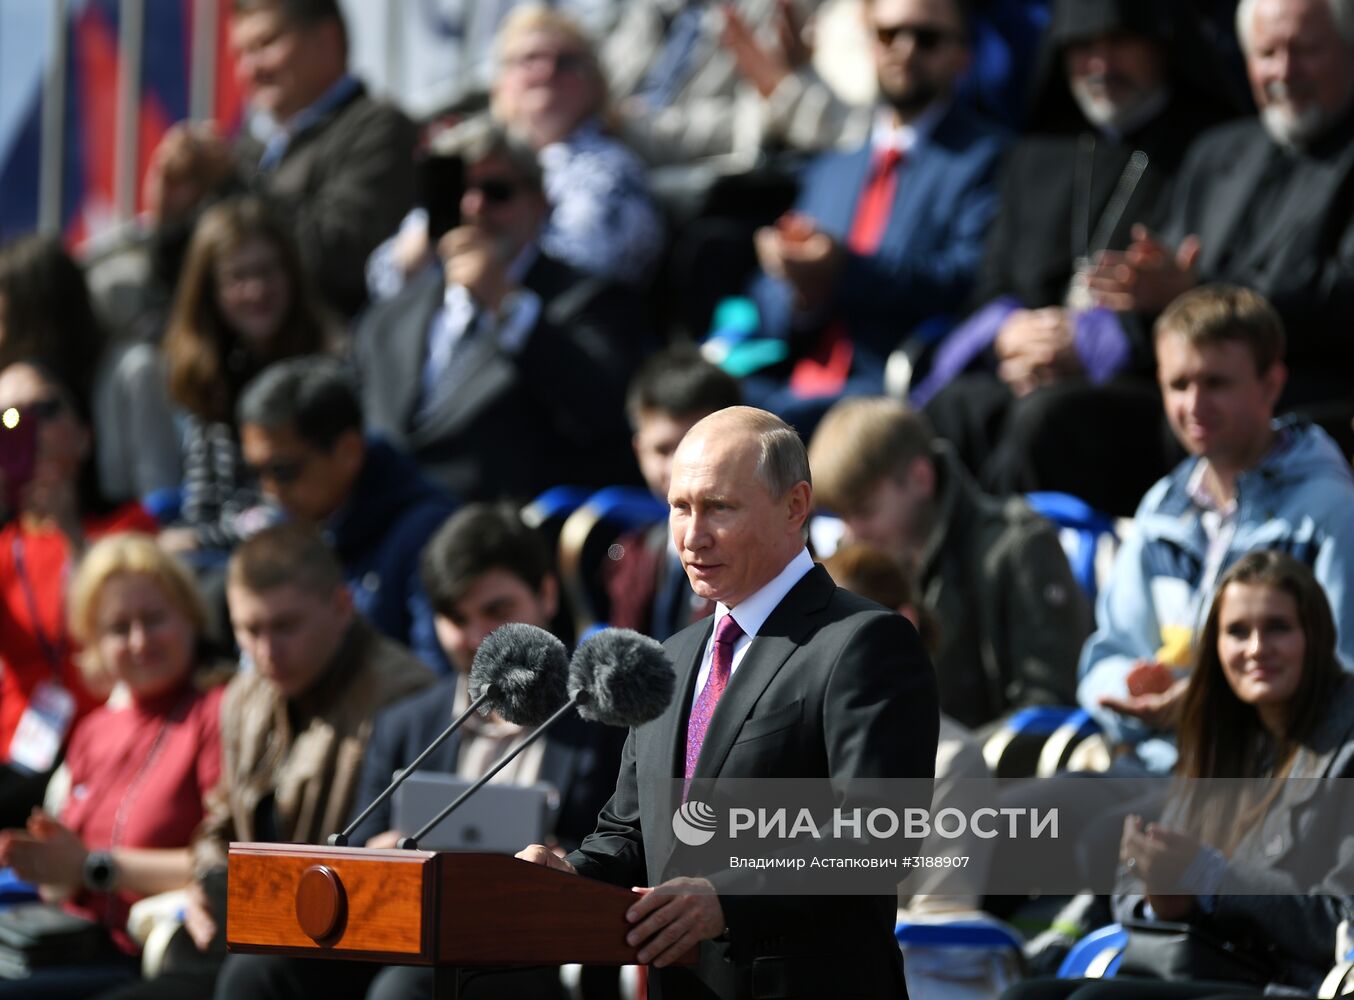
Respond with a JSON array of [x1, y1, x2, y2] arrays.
[[1, 0, 1353, 997]]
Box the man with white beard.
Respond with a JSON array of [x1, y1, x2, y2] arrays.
[[1086, 0, 1354, 434]]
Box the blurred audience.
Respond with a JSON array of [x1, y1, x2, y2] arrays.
[[809, 396, 1088, 731], [1085, 0, 1354, 449], [140, 0, 416, 319], [739, 0, 1007, 431], [0, 237, 179, 506], [1008, 550, 1354, 998], [367, 6, 663, 299], [224, 504, 627, 1000], [0, 534, 226, 997], [821, 542, 995, 916], [605, 345, 742, 638], [991, 286, 1354, 911], [154, 197, 335, 557], [111, 525, 432, 1000], [357, 122, 645, 503], [1080, 286, 1354, 773], [0, 362, 158, 827], [236, 358, 455, 672], [920, 0, 1236, 516]]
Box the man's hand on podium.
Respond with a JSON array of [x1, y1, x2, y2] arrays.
[[626, 877, 725, 968], [515, 843, 577, 874]]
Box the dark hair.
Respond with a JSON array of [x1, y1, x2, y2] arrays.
[[163, 197, 328, 423], [228, 522, 345, 598], [1176, 550, 1341, 852], [420, 503, 552, 616], [1154, 284, 1286, 376], [432, 117, 544, 193], [236, 356, 362, 451], [233, 0, 348, 51], [625, 345, 742, 430], [0, 359, 113, 518], [820, 543, 939, 654], [869, 0, 973, 39], [0, 235, 106, 412]]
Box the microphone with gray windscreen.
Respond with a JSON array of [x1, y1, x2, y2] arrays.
[[397, 627, 676, 849], [569, 627, 676, 727], [333, 623, 569, 847]]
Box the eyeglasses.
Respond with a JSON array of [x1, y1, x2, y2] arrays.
[[873, 22, 964, 51], [246, 456, 308, 485], [504, 49, 590, 76], [22, 397, 65, 422], [465, 178, 525, 205]]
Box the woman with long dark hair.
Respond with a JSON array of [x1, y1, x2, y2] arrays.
[[156, 196, 332, 555], [0, 236, 180, 505], [1005, 550, 1354, 998]]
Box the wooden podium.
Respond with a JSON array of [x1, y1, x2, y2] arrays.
[[228, 842, 686, 997]]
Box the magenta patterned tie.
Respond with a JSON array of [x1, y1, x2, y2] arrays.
[[684, 613, 745, 790]]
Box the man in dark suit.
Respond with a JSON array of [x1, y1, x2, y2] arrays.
[[739, 0, 1007, 430], [519, 406, 940, 999], [356, 121, 645, 503]]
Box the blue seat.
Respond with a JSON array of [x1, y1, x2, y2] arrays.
[[556, 487, 670, 634], [983, 705, 1082, 778], [1025, 491, 1119, 602], [0, 868, 37, 910], [1057, 923, 1126, 979], [895, 919, 1024, 951]]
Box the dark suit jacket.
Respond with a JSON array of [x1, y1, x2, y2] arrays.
[[568, 564, 939, 1000], [355, 253, 646, 502], [236, 81, 417, 319], [752, 104, 1007, 372], [348, 676, 626, 850]]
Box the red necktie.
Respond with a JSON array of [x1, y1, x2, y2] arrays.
[[684, 613, 745, 791], [789, 146, 904, 397]]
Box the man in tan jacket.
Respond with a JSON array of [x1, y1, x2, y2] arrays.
[[113, 523, 432, 1000]]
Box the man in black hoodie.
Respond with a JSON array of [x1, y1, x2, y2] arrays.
[[238, 357, 456, 672]]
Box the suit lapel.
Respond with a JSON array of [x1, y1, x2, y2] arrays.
[[392, 276, 449, 430], [693, 565, 836, 781]]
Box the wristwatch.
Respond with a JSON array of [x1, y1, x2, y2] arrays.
[[83, 850, 117, 892]]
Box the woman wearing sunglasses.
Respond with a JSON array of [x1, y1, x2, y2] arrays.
[[0, 362, 158, 828]]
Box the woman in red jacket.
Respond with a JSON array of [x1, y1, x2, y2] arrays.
[[0, 533, 225, 996], [0, 361, 157, 825]]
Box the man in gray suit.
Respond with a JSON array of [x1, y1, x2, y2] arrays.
[[519, 405, 939, 999], [355, 121, 644, 502]]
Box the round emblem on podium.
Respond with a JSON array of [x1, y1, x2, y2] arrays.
[[296, 865, 346, 943]]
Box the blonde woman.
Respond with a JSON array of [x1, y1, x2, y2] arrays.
[[0, 534, 227, 997]]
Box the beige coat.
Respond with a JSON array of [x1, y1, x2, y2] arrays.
[[193, 619, 432, 873]]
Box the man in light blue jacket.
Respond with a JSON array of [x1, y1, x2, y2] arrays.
[[1079, 284, 1354, 774]]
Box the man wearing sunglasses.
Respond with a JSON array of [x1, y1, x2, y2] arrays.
[[740, 0, 1006, 432], [356, 120, 647, 504], [236, 358, 455, 675]]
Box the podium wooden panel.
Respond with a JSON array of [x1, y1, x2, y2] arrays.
[[228, 842, 690, 972]]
